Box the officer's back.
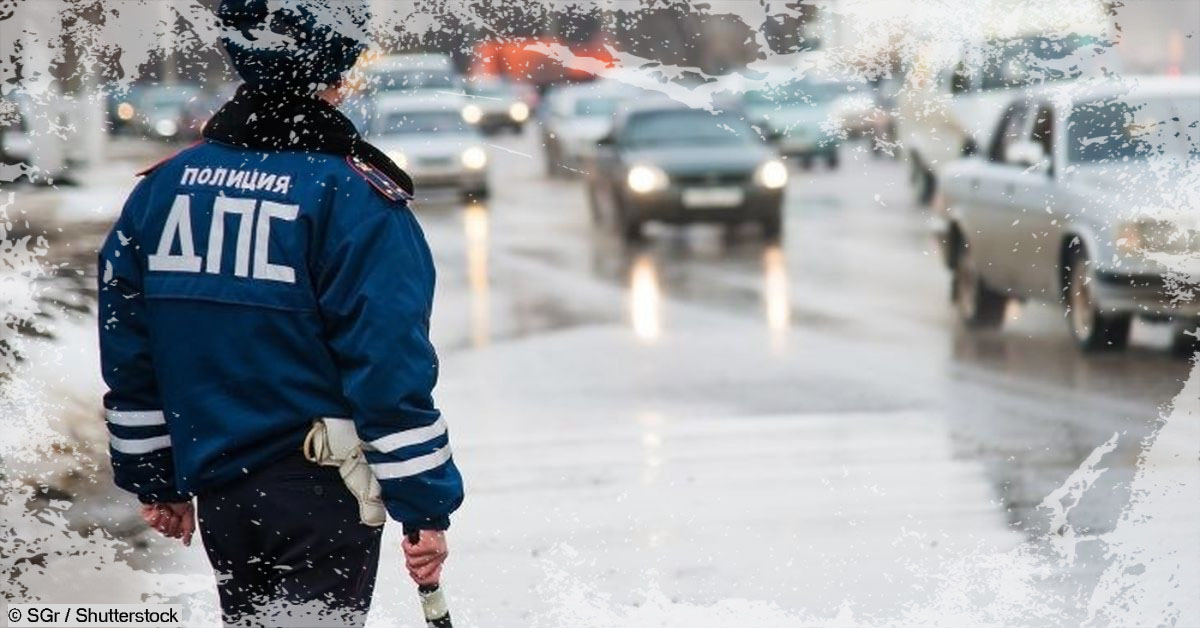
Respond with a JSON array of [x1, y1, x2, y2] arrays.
[[97, 2, 461, 624], [109, 140, 436, 492]]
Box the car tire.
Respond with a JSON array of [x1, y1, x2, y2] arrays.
[[800, 154, 814, 170], [619, 216, 644, 243], [586, 185, 603, 224], [953, 240, 1007, 329], [544, 138, 559, 178], [826, 150, 839, 170], [1064, 249, 1131, 351], [910, 152, 936, 206], [461, 185, 490, 201], [612, 192, 643, 242], [761, 211, 783, 242], [1170, 319, 1200, 359]]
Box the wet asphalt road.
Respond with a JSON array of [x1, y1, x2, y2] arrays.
[[391, 129, 1193, 621], [14, 130, 1195, 623], [415, 129, 1191, 530]]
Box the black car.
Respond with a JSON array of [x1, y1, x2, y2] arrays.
[[586, 103, 788, 242]]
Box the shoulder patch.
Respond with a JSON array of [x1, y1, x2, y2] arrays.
[[346, 155, 412, 203], [137, 140, 204, 176]]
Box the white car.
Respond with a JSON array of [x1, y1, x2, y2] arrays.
[[368, 94, 489, 200], [898, 32, 1110, 204], [367, 53, 461, 96], [739, 78, 846, 168], [939, 77, 1200, 353], [540, 82, 631, 177], [1, 93, 84, 184]]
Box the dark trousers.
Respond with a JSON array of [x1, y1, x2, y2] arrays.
[[196, 453, 383, 627]]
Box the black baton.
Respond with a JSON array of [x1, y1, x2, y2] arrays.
[[407, 530, 453, 628]]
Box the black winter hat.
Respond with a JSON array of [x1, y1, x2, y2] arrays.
[[218, 0, 370, 93]]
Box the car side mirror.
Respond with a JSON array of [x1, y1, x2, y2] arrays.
[[1005, 140, 1050, 174], [596, 133, 615, 147]]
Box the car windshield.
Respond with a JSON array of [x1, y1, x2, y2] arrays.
[[978, 35, 1100, 91], [466, 83, 512, 99], [376, 111, 469, 135], [1068, 95, 1200, 163], [623, 110, 756, 147], [143, 88, 198, 109], [374, 69, 458, 92], [745, 81, 844, 106], [574, 96, 620, 117]]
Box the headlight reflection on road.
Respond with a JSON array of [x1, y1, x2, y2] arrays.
[[763, 245, 790, 346], [629, 254, 662, 343], [463, 203, 490, 348], [638, 411, 665, 485]]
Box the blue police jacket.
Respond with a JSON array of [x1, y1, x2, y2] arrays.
[[98, 87, 462, 530]]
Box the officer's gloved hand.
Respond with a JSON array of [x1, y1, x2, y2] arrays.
[[402, 530, 448, 585], [140, 502, 195, 546]]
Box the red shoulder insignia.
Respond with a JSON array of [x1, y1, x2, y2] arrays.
[[136, 140, 204, 176], [346, 155, 412, 203]]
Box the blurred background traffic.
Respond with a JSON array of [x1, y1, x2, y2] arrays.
[[2, 0, 1198, 623]]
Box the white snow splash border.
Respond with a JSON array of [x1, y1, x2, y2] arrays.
[[1, 1, 1197, 625]]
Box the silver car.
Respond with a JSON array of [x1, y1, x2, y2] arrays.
[[939, 77, 1200, 352], [462, 78, 534, 134], [540, 82, 630, 177], [368, 94, 490, 200]]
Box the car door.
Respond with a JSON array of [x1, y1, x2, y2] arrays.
[[966, 101, 1028, 291], [1004, 100, 1063, 298], [588, 127, 623, 225]]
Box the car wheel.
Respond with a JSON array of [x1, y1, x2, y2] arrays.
[[461, 185, 489, 201], [619, 215, 644, 243], [1065, 250, 1131, 351], [761, 211, 783, 242], [613, 193, 643, 242], [586, 184, 602, 224], [800, 154, 814, 170], [826, 150, 839, 170], [544, 138, 559, 177], [953, 240, 1007, 329], [910, 152, 936, 206], [1170, 319, 1200, 358]]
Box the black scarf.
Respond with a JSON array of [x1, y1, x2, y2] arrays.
[[203, 85, 414, 195]]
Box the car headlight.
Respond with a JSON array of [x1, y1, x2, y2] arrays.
[[462, 104, 483, 125], [508, 101, 530, 122], [117, 102, 135, 121], [461, 146, 488, 170], [154, 119, 177, 137], [1116, 221, 1143, 254], [755, 160, 788, 190], [387, 150, 408, 169], [1114, 218, 1200, 255], [627, 165, 669, 194]]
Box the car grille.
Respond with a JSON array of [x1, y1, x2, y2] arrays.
[[417, 156, 454, 166], [1140, 219, 1200, 254], [673, 171, 750, 186]]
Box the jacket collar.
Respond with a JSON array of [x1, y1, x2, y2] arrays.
[[203, 84, 413, 195]]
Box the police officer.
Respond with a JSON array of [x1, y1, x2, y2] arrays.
[[97, 1, 463, 625]]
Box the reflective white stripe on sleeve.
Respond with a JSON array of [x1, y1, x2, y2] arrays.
[[110, 434, 172, 455], [364, 417, 448, 453], [105, 409, 166, 427], [370, 447, 452, 480]]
